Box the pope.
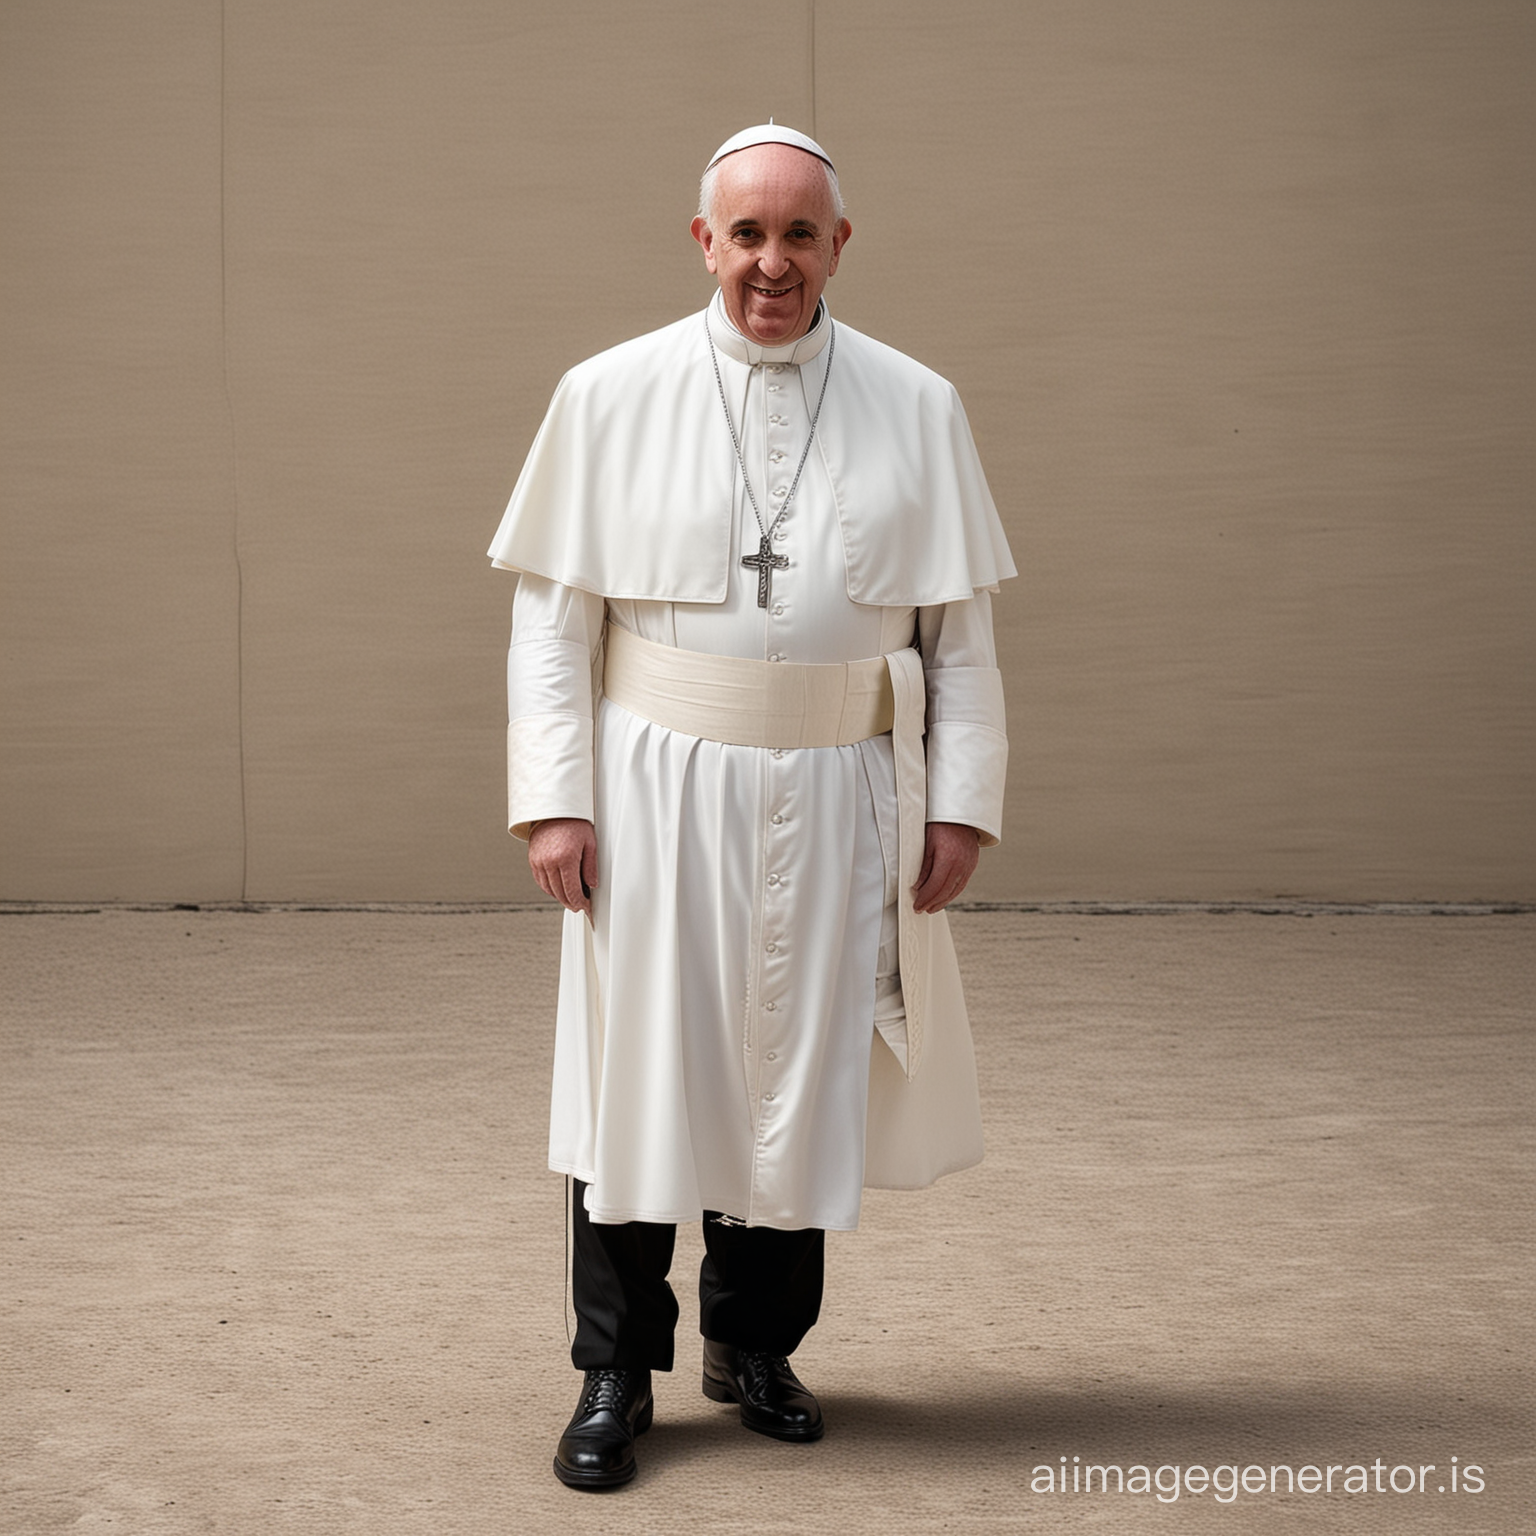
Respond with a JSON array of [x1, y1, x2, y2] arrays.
[[488, 122, 1015, 1490]]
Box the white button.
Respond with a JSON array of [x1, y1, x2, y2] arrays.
[[764, 1092, 776, 1101], [771, 749, 784, 758], [766, 1051, 777, 1061], [768, 653, 784, 663], [770, 451, 787, 463], [772, 486, 788, 498], [773, 527, 787, 541], [768, 383, 782, 393], [768, 414, 785, 424], [772, 604, 784, 616], [767, 874, 781, 886], [771, 814, 784, 825], [766, 942, 778, 953], [767, 364, 783, 373], [765, 1001, 777, 1012]]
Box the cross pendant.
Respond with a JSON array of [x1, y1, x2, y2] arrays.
[[741, 533, 789, 608]]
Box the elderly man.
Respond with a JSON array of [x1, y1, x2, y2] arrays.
[[489, 123, 1013, 1489]]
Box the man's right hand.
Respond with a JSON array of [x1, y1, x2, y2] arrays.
[[528, 818, 598, 917]]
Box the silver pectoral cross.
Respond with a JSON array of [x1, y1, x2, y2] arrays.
[[741, 534, 789, 608]]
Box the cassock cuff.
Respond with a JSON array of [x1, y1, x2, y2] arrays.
[[924, 721, 1007, 846], [507, 714, 594, 840]]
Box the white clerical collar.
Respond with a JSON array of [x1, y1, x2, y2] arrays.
[[706, 289, 832, 367]]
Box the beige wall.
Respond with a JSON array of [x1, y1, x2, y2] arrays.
[[3, 0, 1532, 903]]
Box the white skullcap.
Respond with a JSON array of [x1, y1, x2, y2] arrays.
[[705, 120, 836, 174]]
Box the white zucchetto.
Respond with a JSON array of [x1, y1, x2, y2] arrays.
[[705, 121, 836, 173]]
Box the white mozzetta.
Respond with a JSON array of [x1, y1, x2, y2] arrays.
[[488, 295, 1016, 605]]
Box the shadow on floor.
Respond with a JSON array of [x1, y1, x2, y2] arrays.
[[636, 1375, 1509, 1476]]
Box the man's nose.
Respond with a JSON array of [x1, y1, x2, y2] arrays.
[[756, 240, 791, 279]]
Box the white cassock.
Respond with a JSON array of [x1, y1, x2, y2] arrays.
[[490, 293, 1015, 1231]]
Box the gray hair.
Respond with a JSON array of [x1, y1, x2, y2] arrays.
[[696, 157, 845, 227]]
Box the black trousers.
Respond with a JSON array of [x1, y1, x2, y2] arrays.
[[569, 1179, 825, 1371]]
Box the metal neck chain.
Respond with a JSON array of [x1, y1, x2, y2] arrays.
[[705, 310, 836, 545]]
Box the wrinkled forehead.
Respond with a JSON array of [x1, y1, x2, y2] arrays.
[[711, 143, 837, 222]]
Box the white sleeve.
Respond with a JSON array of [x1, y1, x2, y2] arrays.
[[505, 575, 605, 840], [917, 589, 1008, 846]]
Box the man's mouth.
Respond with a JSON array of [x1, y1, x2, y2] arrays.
[[749, 283, 798, 299]]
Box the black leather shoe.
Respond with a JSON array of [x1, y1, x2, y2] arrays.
[[553, 1368, 653, 1489], [701, 1340, 824, 1441]]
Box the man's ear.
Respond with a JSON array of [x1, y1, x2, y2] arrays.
[[691, 216, 719, 274], [828, 217, 852, 276]]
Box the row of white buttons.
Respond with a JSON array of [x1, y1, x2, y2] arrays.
[[758, 710, 796, 1109]]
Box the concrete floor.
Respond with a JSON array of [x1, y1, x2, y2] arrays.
[[2, 908, 1531, 1534]]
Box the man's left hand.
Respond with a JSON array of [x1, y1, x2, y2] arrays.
[[912, 821, 982, 914]]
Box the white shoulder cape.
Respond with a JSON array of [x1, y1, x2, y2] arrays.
[[487, 306, 1015, 606]]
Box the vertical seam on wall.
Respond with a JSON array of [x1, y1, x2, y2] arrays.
[[220, 0, 250, 901], [807, 0, 817, 137]]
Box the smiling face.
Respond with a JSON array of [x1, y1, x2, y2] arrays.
[[690, 144, 851, 345]]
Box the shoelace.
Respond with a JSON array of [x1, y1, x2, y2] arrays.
[[737, 1352, 793, 1381], [581, 1369, 636, 1414]]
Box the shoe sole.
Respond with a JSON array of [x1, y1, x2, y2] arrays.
[[702, 1372, 825, 1442], [552, 1399, 653, 1490], [552, 1455, 636, 1490]]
